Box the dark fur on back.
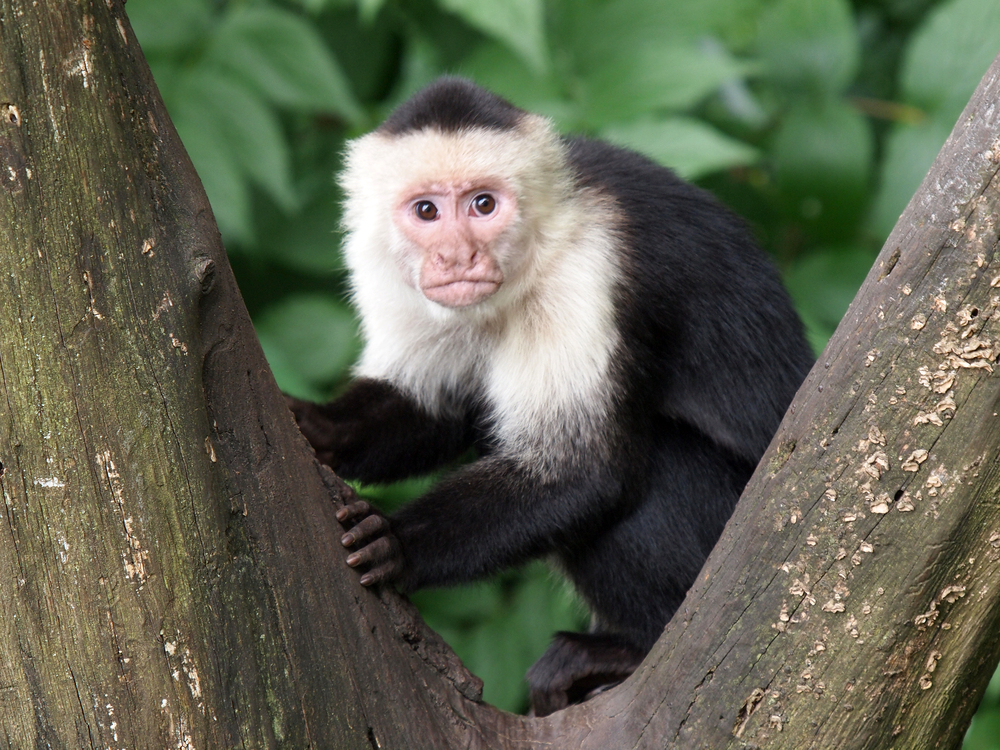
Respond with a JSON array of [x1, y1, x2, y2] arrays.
[[565, 137, 813, 464], [553, 137, 814, 648], [379, 77, 525, 135]]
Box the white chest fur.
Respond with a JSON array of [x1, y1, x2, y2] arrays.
[[351, 192, 622, 471], [341, 121, 623, 471]]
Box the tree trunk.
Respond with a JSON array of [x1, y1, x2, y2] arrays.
[[2, 1, 999, 747], [0, 1, 477, 746]]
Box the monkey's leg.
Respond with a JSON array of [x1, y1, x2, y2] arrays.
[[526, 631, 645, 717]]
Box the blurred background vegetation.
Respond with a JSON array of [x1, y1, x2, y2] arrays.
[[126, 0, 1000, 728]]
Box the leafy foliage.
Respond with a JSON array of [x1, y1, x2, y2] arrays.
[[127, 0, 1000, 721], [870, 0, 1000, 237]]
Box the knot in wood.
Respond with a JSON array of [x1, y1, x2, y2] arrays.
[[194, 257, 216, 296]]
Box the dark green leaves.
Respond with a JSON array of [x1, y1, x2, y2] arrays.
[[413, 563, 586, 711], [170, 68, 298, 242], [784, 244, 876, 352], [126, 1, 359, 244], [871, 0, 1000, 237], [756, 0, 859, 94], [601, 117, 759, 180], [439, 0, 548, 73], [125, 0, 211, 53], [462, 0, 762, 175], [580, 42, 754, 128], [255, 295, 359, 401], [771, 101, 873, 240], [206, 7, 363, 121]]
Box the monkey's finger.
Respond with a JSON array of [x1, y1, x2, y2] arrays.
[[336, 500, 372, 525], [346, 535, 400, 571], [358, 554, 405, 586], [340, 513, 390, 547]]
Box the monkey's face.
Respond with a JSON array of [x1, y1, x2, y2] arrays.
[[394, 181, 516, 308], [341, 115, 572, 317]]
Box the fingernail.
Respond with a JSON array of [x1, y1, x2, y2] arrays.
[[360, 575, 373, 586], [347, 554, 359, 566], [341, 534, 354, 546]]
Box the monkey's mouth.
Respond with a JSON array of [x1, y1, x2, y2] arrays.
[[422, 279, 501, 308]]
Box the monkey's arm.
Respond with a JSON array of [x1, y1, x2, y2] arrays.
[[288, 378, 473, 484], [340, 455, 625, 590], [655, 272, 813, 466]]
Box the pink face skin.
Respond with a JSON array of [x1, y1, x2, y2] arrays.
[[394, 181, 516, 308]]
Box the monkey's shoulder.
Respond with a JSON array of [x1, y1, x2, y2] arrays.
[[561, 139, 781, 320], [563, 136, 757, 262]]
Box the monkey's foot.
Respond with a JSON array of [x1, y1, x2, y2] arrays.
[[526, 632, 644, 717]]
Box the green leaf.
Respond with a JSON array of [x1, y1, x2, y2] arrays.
[[869, 117, 954, 240], [254, 294, 359, 398], [467, 613, 530, 710], [580, 42, 754, 127], [358, 0, 389, 23], [755, 0, 859, 94], [286, 0, 355, 11], [784, 245, 875, 353], [600, 116, 759, 180], [771, 100, 873, 238], [378, 34, 446, 107], [986, 663, 1000, 704], [963, 708, 1000, 750], [178, 69, 298, 213], [563, 0, 760, 62], [207, 6, 363, 123], [169, 93, 252, 244], [258, 340, 316, 401], [255, 189, 345, 273], [869, 0, 1000, 242], [412, 583, 503, 627], [409, 562, 587, 713], [125, 0, 211, 53], [900, 0, 1000, 123], [509, 566, 586, 657], [353, 475, 437, 512], [772, 101, 872, 192], [437, 0, 548, 73], [315, 6, 401, 101], [459, 42, 579, 127]]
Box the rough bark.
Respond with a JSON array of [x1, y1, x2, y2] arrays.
[[2, 1, 1000, 747], [0, 1, 477, 747]]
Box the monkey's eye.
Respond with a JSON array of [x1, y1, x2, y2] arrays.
[[471, 194, 496, 216], [415, 201, 438, 221]]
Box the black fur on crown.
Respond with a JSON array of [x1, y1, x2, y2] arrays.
[[378, 77, 525, 135]]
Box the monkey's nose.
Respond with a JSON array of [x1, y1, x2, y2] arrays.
[[433, 245, 480, 270]]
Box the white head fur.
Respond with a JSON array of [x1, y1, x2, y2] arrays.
[[339, 112, 623, 471]]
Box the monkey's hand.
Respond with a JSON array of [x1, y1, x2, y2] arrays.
[[337, 500, 405, 587], [286, 396, 350, 468]]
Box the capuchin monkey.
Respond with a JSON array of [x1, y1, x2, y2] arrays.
[[289, 78, 813, 716]]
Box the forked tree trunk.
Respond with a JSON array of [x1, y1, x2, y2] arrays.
[[2, 1, 999, 747]]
